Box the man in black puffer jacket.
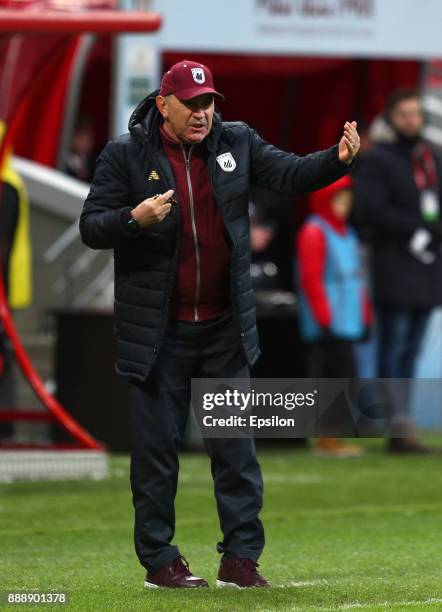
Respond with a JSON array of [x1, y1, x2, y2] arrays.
[[80, 59, 359, 589]]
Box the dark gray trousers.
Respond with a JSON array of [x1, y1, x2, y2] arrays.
[[128, 313, 264, 574]]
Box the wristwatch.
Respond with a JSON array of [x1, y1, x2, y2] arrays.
[[126, 212, 140, 234]]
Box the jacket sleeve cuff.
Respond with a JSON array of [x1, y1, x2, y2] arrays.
[[330, 144, 357, 172], [119, 207, 144, 237]]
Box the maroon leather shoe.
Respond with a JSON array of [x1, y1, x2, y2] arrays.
[[216, 557, 270, 588], [144, 555, 209, 588]]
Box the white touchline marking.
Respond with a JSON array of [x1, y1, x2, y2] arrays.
[[288, 598, 442, 611], [286, 580, 330, 587], [335, 599, 442, 610]]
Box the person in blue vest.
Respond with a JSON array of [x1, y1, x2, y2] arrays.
[[296, 175, 372, 457]]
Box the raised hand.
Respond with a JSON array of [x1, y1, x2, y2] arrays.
[[339, 121, 360, 165]]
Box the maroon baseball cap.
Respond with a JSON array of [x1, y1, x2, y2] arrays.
[[159, 60, 224, 101]]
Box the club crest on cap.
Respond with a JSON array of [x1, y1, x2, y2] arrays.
[[191, 67, 205, 84]]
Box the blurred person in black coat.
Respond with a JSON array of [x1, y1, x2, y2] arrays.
[[353, 89, 442, 454], [249, 186, 294, 291], [62, 116, 95, 183]]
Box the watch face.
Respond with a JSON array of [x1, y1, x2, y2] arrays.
[[127, 217, 139, 234]]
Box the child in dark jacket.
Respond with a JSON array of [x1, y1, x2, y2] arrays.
[[296, 176, 372, 457]]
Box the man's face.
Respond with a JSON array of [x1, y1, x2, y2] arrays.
[[390, 98, 423, 139], [156, 93, 215, 144]]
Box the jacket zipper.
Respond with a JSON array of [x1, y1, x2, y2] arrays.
[[207, 156, 246, 349], [181, 145, 201, 322]]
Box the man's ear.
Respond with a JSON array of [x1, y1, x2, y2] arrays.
[[156, 96, 168, 119]]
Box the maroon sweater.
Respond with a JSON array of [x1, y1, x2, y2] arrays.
[[160, 124, 231, 321]]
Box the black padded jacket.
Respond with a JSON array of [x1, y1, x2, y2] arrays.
[[79, 90, 353, 380]]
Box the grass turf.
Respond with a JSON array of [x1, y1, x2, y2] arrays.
[[1, 438, 442, 611]]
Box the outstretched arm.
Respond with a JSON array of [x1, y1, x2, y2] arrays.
[[250, 121, 360, 196]]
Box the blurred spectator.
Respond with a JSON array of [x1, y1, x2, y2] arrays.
[[350, 120, 374, 238], [348, 121, 378, 379], [0, 126, 33, 441], [353, 89, 442, 454], [249, 186, 294, 291], [62, 115, 95, 182], [296, 176, 372, 457]]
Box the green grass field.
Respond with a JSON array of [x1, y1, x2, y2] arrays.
[[1, 439, 442, 611]]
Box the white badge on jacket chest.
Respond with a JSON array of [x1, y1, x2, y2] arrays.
[[216, 152, 236, 172]]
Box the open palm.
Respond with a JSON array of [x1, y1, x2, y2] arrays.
[[339, 121, 360, 164]]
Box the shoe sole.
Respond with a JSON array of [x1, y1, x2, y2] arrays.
[[216, 579, 270, 588], [216, 579, 242, 588], [144, 579, 209, 589]]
